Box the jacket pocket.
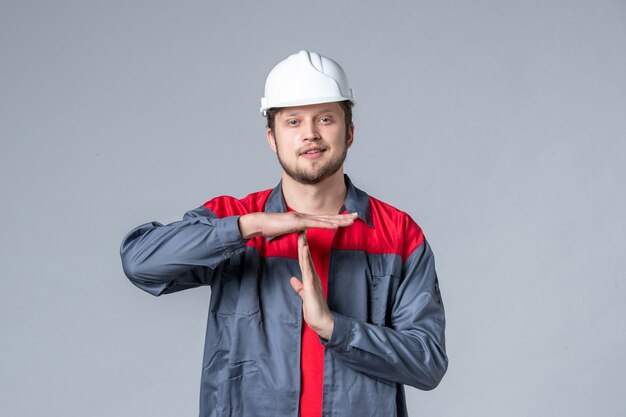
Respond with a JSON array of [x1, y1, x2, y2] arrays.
[[218, 360, 259, 381], [216, 256, 260, 317], [216, 361, 260, 417], [370, 273, 400, 326]]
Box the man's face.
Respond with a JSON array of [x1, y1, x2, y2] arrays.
[[267, 102, 354, 185]]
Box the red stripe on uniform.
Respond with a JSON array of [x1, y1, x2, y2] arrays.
[[332, 197, 424, 262], [203, 193, 425, 262]]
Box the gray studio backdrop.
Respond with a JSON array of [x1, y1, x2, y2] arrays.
[[1, 1, 625, 416]]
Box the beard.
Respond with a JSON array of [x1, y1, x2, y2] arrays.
[[276, 140, 348, 185]]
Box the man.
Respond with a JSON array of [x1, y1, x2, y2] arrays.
[[121, 50, 447, 417]]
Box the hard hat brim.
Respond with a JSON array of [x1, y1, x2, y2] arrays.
[[260, 96, 356, 116]]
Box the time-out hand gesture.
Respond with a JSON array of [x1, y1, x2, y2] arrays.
[[289, 232, 334, 340], [238, 211, 357, 240]]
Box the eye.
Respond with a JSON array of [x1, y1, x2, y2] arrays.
[[319, 116, 332, 124], [288, 119, 299, 126]]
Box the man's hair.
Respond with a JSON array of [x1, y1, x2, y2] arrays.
[[265, 100, 354, 133]]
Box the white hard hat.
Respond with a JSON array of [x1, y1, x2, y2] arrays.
[[260, 50, 355, 116]]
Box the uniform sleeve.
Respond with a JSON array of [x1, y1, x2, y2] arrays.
[[120, 205, 247, 296], [322, 239, 448, 390]]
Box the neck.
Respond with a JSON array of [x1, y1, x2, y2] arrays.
[[281, 170, 347, 215]]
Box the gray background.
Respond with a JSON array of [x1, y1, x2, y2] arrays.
[[1, 1, 625, 416]]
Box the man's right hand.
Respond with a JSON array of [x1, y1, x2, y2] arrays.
[[238, 212, 358, 240]]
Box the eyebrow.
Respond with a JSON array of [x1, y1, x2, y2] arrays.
[[281, 108, 339, 117]]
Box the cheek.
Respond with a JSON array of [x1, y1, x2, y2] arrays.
[[274, 139, 294, 158], [275, 133, 298, 150], [330, 129, 348, 146]]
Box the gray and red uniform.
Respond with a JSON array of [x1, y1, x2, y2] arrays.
[[120, 175, 447, 417]]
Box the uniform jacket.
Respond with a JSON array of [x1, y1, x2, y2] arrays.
[[120, 175, 448, 417]]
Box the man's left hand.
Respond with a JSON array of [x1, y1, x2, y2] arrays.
[[290, 232, 334, 340]]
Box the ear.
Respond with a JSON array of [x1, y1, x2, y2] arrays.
[[267, 128, 277, 154], [346, 123, 355, 149]]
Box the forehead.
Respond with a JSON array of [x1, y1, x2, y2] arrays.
[[278, 102, 343, 118]]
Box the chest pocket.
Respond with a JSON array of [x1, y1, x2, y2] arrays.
[[215, 252, 260, 317], [370, 273, 400, 326], [367, 252, 402, 326], [329, 251, 402, 325]]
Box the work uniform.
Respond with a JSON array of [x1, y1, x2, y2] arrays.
[[120, 175, 448, 417]]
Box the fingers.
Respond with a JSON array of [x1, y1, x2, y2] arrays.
[[316, 213, 359, 223], [297, 232, 320, 293], [290, 277, 304, 299], [291, 233, 312, 299], [299, 212, 359, 230], [246, 212, 359, 239], [291, 234, 314, 302], [293, 233, 334, 339], [297, 232, 312, 277]]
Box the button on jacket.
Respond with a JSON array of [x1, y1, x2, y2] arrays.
[[120, 175, 448, 417]]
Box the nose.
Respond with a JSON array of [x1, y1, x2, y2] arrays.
[[301, 120, 320, 141]]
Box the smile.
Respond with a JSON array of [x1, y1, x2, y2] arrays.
[[299, 148, 326, 159]]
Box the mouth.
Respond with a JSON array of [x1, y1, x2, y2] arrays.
[[299, 147, 326, 159]]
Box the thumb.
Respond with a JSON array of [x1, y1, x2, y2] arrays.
[[290, 277, 304, 299]]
